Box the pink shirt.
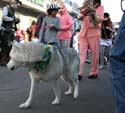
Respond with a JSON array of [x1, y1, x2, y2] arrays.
[[58, 13, 73, 40], [79, 5, 104, 38]]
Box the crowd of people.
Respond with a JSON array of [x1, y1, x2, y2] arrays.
[[0, 0, 114, 68], [0, 0, 116, 89], [0, 0, 125, 113]]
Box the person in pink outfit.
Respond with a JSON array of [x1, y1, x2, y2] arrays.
[[78, 0, 104, 80], [58, 3, 73, 48]]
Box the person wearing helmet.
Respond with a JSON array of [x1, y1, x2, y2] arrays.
[[39, 4, 61, 46], [0, 0, 22, 66]]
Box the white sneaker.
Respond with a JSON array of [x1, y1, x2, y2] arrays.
[[99, 65, 103, 69]]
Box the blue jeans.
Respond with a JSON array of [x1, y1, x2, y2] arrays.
[[109, 13, 125, 113], [100, 45, 111, 67]]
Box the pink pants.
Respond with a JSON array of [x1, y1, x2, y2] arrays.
[[79, 36, 100, 76]]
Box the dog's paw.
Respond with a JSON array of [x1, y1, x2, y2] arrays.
[[73, 89, 79, 99], [74, 92, 78, 99], [52, 99, 60, 105], [64, 90, 72, 95], [19, 103, 30, 109]]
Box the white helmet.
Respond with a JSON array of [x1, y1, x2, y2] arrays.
[[47, 4, 60, 11]]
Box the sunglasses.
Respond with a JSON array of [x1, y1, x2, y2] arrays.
[[60, 7, 65, 10], [60, 6, 65, 9]]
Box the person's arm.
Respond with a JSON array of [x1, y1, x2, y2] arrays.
[[2, 6, 14, 21], [49, 17, 61, 31], [107, 23, 115, 33], [61, 14, 73, 30], [93, 5, 104, 24], [39, 17, 46, 42], [106, 26, 115, 33]]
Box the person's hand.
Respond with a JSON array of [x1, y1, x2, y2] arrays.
[[106, 26, 111, 30], [61, 28, 67, 31], [90, 9, 96, 14], [77, 13, 84, 20], [106, 26, 114, 33], [47, 24, 54, 29], [87, 9, 96, 16], [15, 18, 20, 24]]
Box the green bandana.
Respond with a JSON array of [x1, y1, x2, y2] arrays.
[[28, 45, 51, 72]]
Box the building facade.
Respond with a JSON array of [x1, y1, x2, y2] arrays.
[[0, 0, 81, 31], [0, 0, 46, 30]]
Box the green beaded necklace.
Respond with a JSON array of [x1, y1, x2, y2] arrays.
[[28, 45, 51, 72]]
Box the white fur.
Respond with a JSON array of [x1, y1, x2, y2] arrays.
[[7, 41, 79, 109]]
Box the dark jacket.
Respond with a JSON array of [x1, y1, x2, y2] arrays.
[[2, 4, 15, 28], [101, 20, 113, 39]]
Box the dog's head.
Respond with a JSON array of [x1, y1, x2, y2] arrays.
[[7, 59, 22, 70], [7, 41, 24, 70], [7, 41, 51, 70]]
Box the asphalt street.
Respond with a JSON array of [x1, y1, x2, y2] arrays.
[[0, 65, 115, 113]]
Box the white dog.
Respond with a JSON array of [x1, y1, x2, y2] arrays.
[[7, 41, 79, 109]]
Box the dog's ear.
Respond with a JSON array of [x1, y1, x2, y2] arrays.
[[11, 40, 16, 46]]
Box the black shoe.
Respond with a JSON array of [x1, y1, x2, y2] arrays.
[[88, 74, 98, 79], [78, 75, 82, 81]]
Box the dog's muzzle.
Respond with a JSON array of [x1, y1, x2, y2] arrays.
[[7, 63, 15, 70], [7, 59, 17, 70], [9, 66, 15, 70]]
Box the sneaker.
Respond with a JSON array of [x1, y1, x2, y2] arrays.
[[99, 65, 103, 69]]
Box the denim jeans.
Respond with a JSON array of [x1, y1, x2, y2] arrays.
[[109, 13, 125, 113], [58, 40, 70, 48], [100, 45, 111, 67]]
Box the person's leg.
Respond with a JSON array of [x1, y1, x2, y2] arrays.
[[99, 45, 105, 69], [78, 37, 88, 79], [113, 79, 125, 113], [1, 30, 14, 65], [109, 13, 125, 113], [60, 40, 70, 48], [105, 45, 111, 64], [88, 37, 100, 76], [0, 30, 2, 64], [109, 62, 125, 113]]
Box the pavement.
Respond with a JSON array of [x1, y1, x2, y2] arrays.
[[0, 64, 115, 113]]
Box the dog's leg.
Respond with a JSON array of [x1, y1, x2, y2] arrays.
[[50, 80, 61, 105], [73, 79, 79, 99], [19, 72, 37, 109], [62, 75, 74, 95], [62, 75, 79, 99], [65, 82, 73, 95]]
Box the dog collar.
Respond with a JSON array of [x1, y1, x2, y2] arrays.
[[28, 45, 51, 72]]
